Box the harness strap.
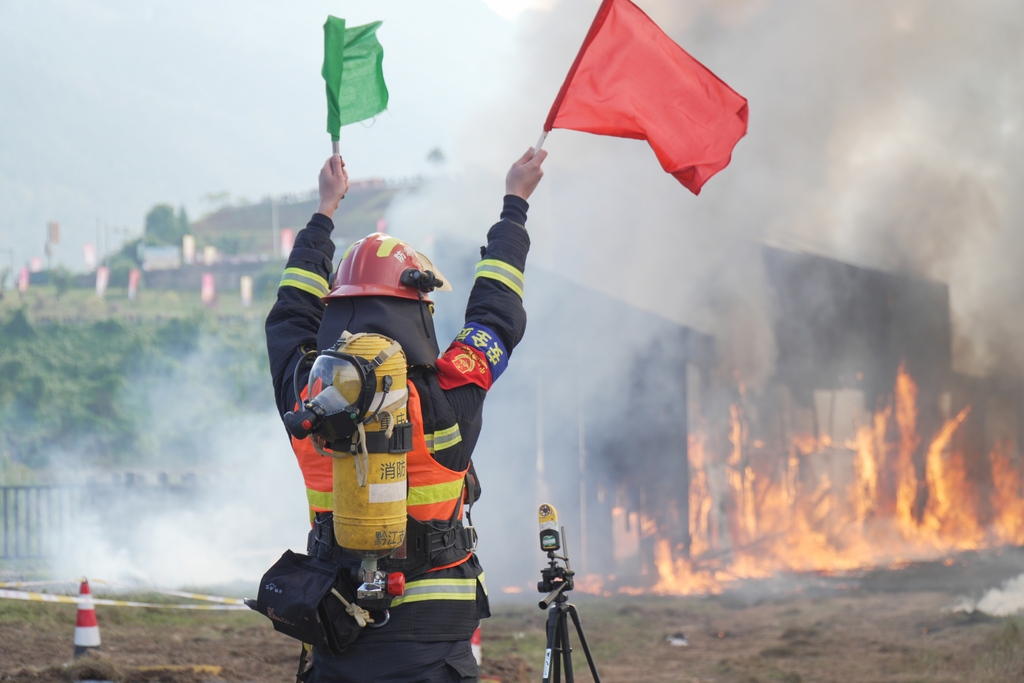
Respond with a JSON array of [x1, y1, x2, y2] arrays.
[[355, 422, 414, 454], [390, 517, 476, 577]]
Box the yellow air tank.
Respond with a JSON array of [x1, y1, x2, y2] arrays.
[[331, 333, 409, 560]]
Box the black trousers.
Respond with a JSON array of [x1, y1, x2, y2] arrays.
[[307, 639, 479, 683], [305, 516, 479, 683]]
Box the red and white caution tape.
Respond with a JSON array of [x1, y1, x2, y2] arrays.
[[0, 579, 248, 606], [145, 590, 247, 605], [0, 579, 104, 588], [0, 588, 250, 610]]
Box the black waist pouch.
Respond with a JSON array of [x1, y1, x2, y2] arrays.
[[256, 550, 363, 655]]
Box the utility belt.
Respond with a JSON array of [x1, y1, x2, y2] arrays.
[[309, 511, 477, 580], [259, 476, 485, 653], [309, 468, 480, 578]]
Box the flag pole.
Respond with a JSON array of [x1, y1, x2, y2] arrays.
[[537, 0, 613, 157], [533, 131, 548, 156], [332, 140, 340, 156]]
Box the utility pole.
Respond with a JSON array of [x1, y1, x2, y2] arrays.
[[536, 373, 549, 504], [578, 385, 588, 572], [105, 225, 130, 267], [0, 247, 13, 294], [271, 198, 279, 258]]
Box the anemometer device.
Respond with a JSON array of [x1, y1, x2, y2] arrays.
[[536, 504, 602, 683]]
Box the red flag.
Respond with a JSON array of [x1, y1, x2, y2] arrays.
[[545, 0, 748, 194]]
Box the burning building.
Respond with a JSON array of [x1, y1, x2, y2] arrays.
[[465, 244, 1024, 596]]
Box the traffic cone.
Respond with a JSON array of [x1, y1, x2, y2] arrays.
[[73, 578, 101, 657], [471, 626, 482, 665]]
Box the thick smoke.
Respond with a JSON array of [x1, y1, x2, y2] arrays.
[[46, 332, 308, 589], [382, 0, 1024, 591], [399, 0, 1024, 381]]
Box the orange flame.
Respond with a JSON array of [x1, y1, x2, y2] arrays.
[[639, 364, 1020, 595]]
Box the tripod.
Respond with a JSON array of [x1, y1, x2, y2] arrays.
[[537, 528, 601, 683]]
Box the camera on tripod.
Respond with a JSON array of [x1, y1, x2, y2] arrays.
[[535, 504, 601, 683]]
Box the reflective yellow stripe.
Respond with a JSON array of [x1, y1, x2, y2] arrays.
[[475, 259, 524, 298], [407, 479, 464, 507], [389, 592, 476, 606], [432, 424, 462, 451], [389, 578, 477, 607], [404, 578, 477, 589], [283, 267, 329, 291], [306, 488, 333, 511], [376, 237, 402, 258], [478, 572, 488, 596], [280, 267, 330, 297]]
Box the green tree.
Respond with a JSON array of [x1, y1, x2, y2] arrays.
[[50, 266, 73, 299], [144, 204, 190, 246]]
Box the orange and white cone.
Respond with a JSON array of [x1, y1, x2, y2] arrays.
[[73, 578, 101, 657], [471, 626, 482, 665]]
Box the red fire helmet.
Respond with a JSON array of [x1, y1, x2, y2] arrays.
[[324, 232, 451, 303]]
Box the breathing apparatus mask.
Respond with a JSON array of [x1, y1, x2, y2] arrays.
[[283, 332, 404, 455]]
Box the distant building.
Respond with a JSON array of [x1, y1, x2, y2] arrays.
[[189, 179, 417, 258], [141, 245, 182, 271], [140, 179, 418, 294]]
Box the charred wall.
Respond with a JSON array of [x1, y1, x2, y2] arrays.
[[763, 245, 952, 408]]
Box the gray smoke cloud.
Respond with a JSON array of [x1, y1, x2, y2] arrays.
[[395, 0, 1024, 381], [956, 572, 1024, 617], [381, 0, 1024, 590], [44, 331, 308, 589]]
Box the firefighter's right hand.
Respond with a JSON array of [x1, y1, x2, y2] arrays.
[[506, 147, 548, 201], [318, 155, 349, 219]]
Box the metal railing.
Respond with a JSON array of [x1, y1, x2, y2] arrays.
[[0, 486, 86, 559], [0, 483, 202, 560]]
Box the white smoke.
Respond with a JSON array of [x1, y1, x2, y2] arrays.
[[43, 331, 309, 590], [394, 0, 1024, 381], [383, 0, 1024, 590], [51, 411, 308, 588], [954, 572, 1024, 617]]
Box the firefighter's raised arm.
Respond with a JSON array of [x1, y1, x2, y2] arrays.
[[436, 149, 547, 393], [265, 156, 347, 419], [505, 147, 548, 201], [317, 154, 349, 218]]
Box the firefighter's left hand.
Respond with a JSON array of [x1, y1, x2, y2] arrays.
[[505, 147, 548, 201], [317, 155, 349, 219]]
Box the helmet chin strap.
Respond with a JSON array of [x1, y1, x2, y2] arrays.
[[417, 292, 432, 340]]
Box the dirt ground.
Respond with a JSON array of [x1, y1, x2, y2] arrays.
[[482, 590, 1024, 683], [2, 572, 1024, 682]]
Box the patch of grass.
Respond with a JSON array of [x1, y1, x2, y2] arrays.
[[969, 618, 1024, 682], [779, 627, 817, 640]]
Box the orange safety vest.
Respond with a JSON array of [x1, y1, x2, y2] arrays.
[[291, 381, 469, 528], [292, 379, 485, 642]]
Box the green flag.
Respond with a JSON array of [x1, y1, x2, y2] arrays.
[[322, 16, 389, 141]]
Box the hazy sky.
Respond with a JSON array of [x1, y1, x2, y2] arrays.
[[0, 0, 549, 272]]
